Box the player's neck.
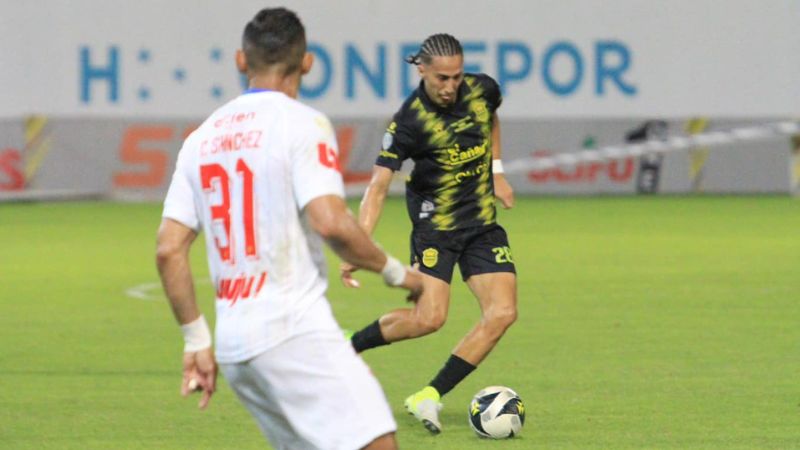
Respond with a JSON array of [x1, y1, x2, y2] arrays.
[[247, 72, 302, 98]]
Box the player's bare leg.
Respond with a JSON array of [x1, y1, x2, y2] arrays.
[[362, 432, 397, 450], [350, 274, 450, 352], [404, 272, 517, 434], [349, 274, 451, 434], [379, 274, 451, 341], [453, 272, 518, 365]]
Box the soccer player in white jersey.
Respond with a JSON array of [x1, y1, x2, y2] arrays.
[[155, 8, 421, 450]]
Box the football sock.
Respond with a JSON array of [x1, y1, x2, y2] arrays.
[[351, 319, 389, 353], [429, 354, 476, 397]]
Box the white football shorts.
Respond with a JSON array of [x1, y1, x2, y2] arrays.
[[220, 328, 396, 450]]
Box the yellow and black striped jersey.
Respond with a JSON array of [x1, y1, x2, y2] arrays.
[[376, 73, 502, 231]]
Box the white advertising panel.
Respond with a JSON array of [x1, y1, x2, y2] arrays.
[[1, 0, 798, 119]]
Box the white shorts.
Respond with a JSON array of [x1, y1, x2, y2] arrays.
[[220, 329, 396, 450]]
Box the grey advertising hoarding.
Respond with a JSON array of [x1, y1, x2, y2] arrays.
[[0, 120, 24, 193], [0, 117, 796, 201], [498, 119, 794, 195]]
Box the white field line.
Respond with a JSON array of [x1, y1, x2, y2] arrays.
[[125, 279, 212, 301]]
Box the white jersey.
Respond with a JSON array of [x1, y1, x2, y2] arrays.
[[162, 90, 344, 363]]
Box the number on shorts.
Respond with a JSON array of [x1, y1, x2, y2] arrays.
[[492, 246, 514, 264]]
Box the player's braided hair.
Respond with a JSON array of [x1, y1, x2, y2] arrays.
[[405, 33, 463, 65]]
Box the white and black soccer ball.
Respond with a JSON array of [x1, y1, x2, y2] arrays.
[[468, 386, 525, 439]]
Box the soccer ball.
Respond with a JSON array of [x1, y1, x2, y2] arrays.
[[468, 386, 525, 439]]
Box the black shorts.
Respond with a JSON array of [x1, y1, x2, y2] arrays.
[[410, 224, 516, 284]]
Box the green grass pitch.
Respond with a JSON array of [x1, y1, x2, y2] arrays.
[[1, 196, 798, 449]]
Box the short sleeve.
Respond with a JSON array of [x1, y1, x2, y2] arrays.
[[482, 74, 503, 112], [375, 112, 415, 171], [291, 114, 345, 209], [162, 149, 201, 231]]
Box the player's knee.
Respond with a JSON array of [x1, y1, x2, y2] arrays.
[[413, 310, 447, 335], [420, 315, 447, 335], [485, 306, 517, 332]]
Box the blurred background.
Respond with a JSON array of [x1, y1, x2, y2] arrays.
[[1, 2, 799, 449]]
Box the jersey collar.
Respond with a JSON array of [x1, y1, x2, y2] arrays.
[[243, 88, 273, 95]]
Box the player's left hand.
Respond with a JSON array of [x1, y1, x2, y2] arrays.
[[340, 262, 361, 288], [493, 174, 514, 209], [182, 347, 218, 410]]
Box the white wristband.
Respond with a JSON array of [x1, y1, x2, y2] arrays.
[[492, 159, 505, 174], [381, 255, 406, 287], [181, 314, 212, 353]]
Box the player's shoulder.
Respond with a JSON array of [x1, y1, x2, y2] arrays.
[[281, 97, 335, 139], [464, 73, 502, 109], [179, 100, 232, 150], [223, 93, 332, 135], [191, 96, 249, 135], [392, 90, 423, 125], [464, 73, 500, 91], [215, 91, 325, 120], [180, 115, 214, 152], [282, 96, 330, 123]]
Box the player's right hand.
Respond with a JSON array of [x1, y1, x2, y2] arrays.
[[493, 173, 515, 209], [400, 266, 423, 302], [182, 347, 218, 410], [340, 262, 361, 288]]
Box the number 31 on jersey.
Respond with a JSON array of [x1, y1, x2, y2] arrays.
[[200, 159, 256, 264]]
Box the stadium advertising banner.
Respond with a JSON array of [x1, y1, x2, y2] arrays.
[[1, 117, 795, 200], [1, 0, 798, 198], [1, 0, 799, 119]]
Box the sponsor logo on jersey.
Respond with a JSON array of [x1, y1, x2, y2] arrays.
[[450, 116, 475, 133], [216, 271, 268, 306], [419, 201, 434, 219], [470, 101, 489, 122], [455, 161, 490, 183], [446, 141, 489, 165]]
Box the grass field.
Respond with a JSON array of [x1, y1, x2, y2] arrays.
[[1, 196, 798, 449]]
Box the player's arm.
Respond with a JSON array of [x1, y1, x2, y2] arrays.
[[156, 218, 217, 410], [491, 112, 514, 209], [358, 165, 394, 235], [340, 165, 393, 287], [306, 194, 422, 296], [157, 218, 199, 324]]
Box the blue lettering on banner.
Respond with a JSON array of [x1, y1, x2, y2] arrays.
[[542, 41, 583, 96], [595, 40, 637, 96], [400, 42, 421, 97], [76, 39, 637, 106], [497, 41, 533, 95], [302, 43, 333, 99], [345, 43, 386, 99], [80, 46, 120, 103], [462, 41, 487, 75]]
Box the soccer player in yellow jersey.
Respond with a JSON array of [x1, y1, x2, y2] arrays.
[[342, 33, 517, 434]]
